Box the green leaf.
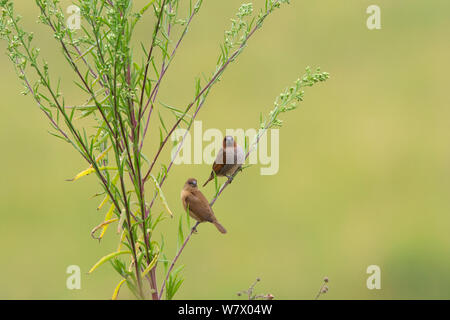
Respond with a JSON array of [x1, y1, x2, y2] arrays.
[[88, 251, 131, 274], [147, 174, 173, 218], [133, 0, 157, 27], [166, 265, 185, 300], [112, 279, 126, 300], [142, 245, 159, 277], [214, 172, 219, 194], [177, 216, 184, 249], [158, 111, 168, 134]]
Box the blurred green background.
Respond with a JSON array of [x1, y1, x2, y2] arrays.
[[0, 0, 450, 299]]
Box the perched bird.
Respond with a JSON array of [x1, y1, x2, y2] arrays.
[[181, 178, 227, 234], [203, 136, 245, 187]]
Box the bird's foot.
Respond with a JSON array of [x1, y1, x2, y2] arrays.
[[192, 226, 199, 234], [226, 175, 234, 183]]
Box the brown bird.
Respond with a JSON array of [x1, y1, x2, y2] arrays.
[[203, 136, 245, 187], [181, 178, 227, 234]]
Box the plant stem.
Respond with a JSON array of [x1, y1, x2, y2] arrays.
[[138, 0, 167, 119]]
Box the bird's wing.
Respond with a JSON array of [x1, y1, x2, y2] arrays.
[[186, 191, 215, 222], [212, 162, 225, 175], [212, 147, 225, 174]]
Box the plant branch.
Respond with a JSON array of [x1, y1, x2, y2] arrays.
[[138, 0, 167, 118]]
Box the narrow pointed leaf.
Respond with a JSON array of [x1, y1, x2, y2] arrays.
[[88, 251, 132, 274], [112, 279, 127, 300]]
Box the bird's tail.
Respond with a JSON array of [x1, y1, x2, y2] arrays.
[[213, 221, 227, 234], [203, 174, 213, 187]]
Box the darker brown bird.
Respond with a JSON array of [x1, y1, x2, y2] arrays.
[[181, 178, 227, 234], [203, 136, 245, 187]]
